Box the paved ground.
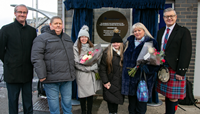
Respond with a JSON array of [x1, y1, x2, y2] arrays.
[[1, 86, 200, 114]]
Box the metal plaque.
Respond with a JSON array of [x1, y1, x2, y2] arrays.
[[96, 10, 128, 42]]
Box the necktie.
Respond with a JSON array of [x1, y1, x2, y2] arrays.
[[163, 28, 170, 51]]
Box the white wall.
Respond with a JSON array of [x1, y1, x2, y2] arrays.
[[194, 1, 200, 97]]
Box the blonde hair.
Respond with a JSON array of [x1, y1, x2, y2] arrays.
[[106, 43, 124, 74], [131, 22, 153, 38]]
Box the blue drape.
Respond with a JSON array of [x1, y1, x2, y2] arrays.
[[133, 9, 158, 39], [71, 9, 93, 42], [64, 0, 165, 10]]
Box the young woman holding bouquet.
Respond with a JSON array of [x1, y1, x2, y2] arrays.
[[121, 22, 159, 114], [73, 25, 100, 114], [99, 29, 124, 114]]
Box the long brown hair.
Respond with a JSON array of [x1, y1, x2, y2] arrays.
[[106, 43, 124, 74], [77, 38, 94, 55]]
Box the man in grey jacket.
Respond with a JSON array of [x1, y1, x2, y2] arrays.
[[31, 16, 75, 114]]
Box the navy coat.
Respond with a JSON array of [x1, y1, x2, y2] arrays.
[[121, 35, 159, 97]]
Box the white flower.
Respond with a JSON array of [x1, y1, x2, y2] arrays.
[[148, 46, 155, 54], [88, 55, 92, 59]]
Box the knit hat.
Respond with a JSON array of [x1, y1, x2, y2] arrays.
[[111, 29, 123, 43], [78, 25, 90, 39]]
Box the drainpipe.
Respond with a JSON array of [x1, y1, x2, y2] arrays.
[[62, 0, 65, 32]]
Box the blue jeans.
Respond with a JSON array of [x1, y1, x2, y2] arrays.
[[44, 81, 72, 114]]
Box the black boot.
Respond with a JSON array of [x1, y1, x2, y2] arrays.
[[165, 97, 178, 114], [87, 96, 93, 114], [80, 98, 87, 114]]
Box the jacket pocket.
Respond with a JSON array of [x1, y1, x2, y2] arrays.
[[47, 39, 59, 42]]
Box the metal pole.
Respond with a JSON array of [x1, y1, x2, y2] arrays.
[[36, 0, 38, 27]]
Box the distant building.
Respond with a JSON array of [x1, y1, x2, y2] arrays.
[[27, 17, 49, 35]]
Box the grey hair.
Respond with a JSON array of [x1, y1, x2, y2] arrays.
[[163, 8, 176, 15], [131, 22, 153, 38], [50, 16, 63, 23], [14, 4, 28, 13]]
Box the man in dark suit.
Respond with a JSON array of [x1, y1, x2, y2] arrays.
[[0, 4, 37, 114], [156, 8, 192, 114]]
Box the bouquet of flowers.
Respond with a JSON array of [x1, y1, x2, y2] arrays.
[[79, 44, 103, 66], [127, 41, 165, 77]]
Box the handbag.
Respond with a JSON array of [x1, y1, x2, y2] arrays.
[[158, 65, 170, 82], [137, 70, 149, 102]]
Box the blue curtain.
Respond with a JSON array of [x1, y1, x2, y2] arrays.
[[133, 9, 158, 39], [64, 0, 165, 10], [71, 8, 93, 42]]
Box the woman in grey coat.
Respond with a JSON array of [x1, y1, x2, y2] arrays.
[[73, 25, 99, 114]]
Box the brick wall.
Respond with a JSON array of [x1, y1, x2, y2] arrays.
[[175, 0, 198, 83]]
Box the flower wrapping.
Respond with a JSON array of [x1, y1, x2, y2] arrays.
[[127, 41, 165, 77], [79, 44, 103, 66]]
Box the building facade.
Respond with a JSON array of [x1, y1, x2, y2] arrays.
[[58, 0, 200, 96]]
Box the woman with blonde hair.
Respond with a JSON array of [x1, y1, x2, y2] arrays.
[[122, 22, 159, 114], [99, 29, 124, 114]]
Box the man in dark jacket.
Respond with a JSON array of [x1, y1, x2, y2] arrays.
[[0, 4, 37, 114], [31, 16, 75, 114], [156, 8, 192, 114]]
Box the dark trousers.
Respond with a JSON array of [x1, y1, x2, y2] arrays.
[[6, 81, 33, 114], [128, 95, 147, 114], [79, 96, 93, 114], [107, 102, 118, 113]]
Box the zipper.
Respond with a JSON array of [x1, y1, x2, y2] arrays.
[[60, 37, 72, 78]]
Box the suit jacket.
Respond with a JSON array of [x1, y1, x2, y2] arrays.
[[157, 23, 192, 76]]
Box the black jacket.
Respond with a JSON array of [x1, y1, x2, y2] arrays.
[[99, 48, 124, 104], [0, 19, 37, 83], [157, 23, 192, 76]]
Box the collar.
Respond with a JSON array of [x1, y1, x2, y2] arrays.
[[48, 29, 63, 36], [14, 19, 27, 28], [166, 23, 176, 31], [135, 36, 145, 43], [112, 47, 120, 55]]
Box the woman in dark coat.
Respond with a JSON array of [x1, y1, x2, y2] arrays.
[[99, 29, 124, 114], [121, 22, 159, 114]]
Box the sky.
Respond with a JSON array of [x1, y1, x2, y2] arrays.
[[0, 0, 58, 28]]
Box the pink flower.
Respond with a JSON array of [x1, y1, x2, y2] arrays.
[[88, 51, 92, 55], [80, 59, 85, 63], [155, 49, 157, 51], [157, 52, 160, 54], [95, 49, 98, 51], [84, 58, 89, 61], [161, 59, 165, 63]]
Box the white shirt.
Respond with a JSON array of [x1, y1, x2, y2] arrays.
[[161, 23, 176, 51], [135, 36, 145, 47]]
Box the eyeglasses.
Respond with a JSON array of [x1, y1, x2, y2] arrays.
[[163, 15, 176, 19], [16, 11, 28, 14]]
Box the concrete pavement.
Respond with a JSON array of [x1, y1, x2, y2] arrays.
[[1, 86, 200, 114]]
